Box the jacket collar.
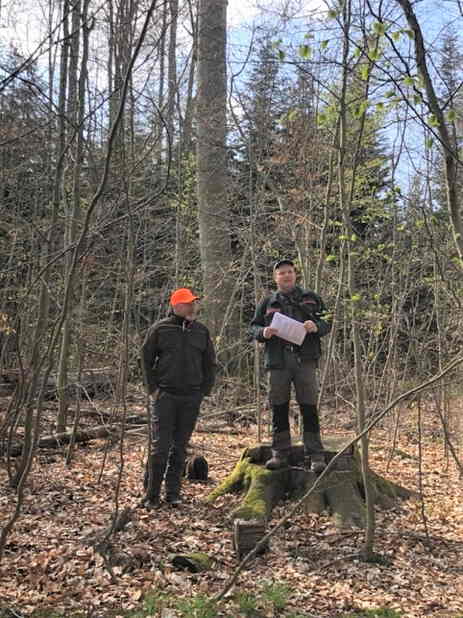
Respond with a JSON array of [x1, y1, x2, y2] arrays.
[[273, 285, 304, 303], [168, 312, 194, 328]]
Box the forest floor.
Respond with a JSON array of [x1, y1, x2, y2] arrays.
[[0, 394, 462, 618]]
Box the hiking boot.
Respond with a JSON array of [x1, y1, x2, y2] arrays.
[[266, 430, 291, 470], [303, 431, 326, 473], [265, 451, 289, 470], [166, 494, 182, 507], [140, 496, 161, 510]]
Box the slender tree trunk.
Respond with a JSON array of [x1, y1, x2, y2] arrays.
[[395, 0, 463, 265], [57, 0, 87, 432], [338, 0, 375, 558], [167, 0, 178, 148]]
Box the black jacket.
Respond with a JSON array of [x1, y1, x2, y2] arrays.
[[249, 286, 331, 370], [141, 314, 216, 396]]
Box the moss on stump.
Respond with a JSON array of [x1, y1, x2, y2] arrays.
[[207, 436, 412, 530]]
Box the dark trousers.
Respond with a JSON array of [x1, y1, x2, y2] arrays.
[[145, 390, 201, 500], [269, 350, 318, 406], [269, 350, 320, 446], [272, 402, 320, 435]]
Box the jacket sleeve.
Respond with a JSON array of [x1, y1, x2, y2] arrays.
[[249, 297, 269, 342], [201, 330, 217, 396], [141, 324, 160, 394], [315, 296, 332, 338]]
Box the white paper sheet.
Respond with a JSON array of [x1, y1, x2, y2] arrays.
[[269, 311, 307, 346]]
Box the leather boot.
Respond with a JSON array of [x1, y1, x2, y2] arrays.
[[303, 431, 326, 473], [266, 430, 291, 470]]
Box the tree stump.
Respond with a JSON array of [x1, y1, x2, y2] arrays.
[[206, 436, 412, 558]]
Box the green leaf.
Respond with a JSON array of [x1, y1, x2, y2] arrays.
[[368, 48, 381, 61], [413, 93, 422, 105], [405, 29, 414, 39], [403, 75, 414, 86], [278, 49, 285, 61], [385, 89, 396, 98], [286, 108, 299, 122], [360, 64, 370, 80], [354, 100, 368, 117], [447, 109, 457, 121], [351, 233, 358, 242], [321, 39, 329, 49], [425, 137, 434, 149], [373, 21, 386, 35], [327, 9, 338, 19], [376, 102, 385, 111], [351, 293, 362, 302], [299, 44, 312, 59], [325, 254, 337, 262], [428, 113, 440, 127], [354, 46, 362, 58], [391, 31, 401, 42]]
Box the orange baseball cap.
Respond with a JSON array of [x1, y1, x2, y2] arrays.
[[170, 288, 200, 306]]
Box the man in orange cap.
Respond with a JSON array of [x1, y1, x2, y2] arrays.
[[141, 288, 216, 508]]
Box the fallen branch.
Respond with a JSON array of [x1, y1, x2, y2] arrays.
[[3, 425, 119, 457]]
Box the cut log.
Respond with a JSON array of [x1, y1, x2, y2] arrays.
[[233, 519, 268, 560], [207, 436, 413, 554], [0, 368, 116, 400], [3, 424, 119, 457]]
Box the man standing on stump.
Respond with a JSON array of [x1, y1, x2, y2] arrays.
[[250, 259, 331, 472], [141, 288, 216, 508]]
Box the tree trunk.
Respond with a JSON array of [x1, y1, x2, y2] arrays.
[[395, 0, 463, 266], [196, 0, 231, 337]]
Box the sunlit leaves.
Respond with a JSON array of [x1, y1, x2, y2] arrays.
[[368, 48, 381, 62], [359, 64, 370, 80], [298, 44, 312, 59], [373, 21, 386, 36]]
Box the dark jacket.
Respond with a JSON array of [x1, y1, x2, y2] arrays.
[[141, 314, 216, 396], [249, 286, 331, 370]]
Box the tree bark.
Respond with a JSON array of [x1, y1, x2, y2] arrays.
[[395, 0, 463, 265], [196, 0, 231, 337]]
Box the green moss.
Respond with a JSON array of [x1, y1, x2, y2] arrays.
[[232, 463, 273, 520], [172, 552, 213, 572], [206, 457, 249, 502], [190, 552, 212, 568]]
